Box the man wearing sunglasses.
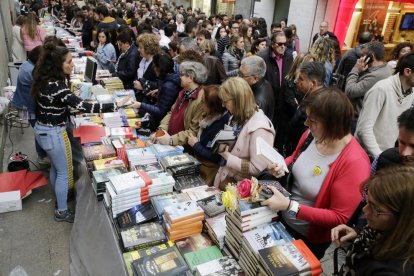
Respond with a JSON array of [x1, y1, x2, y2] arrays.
[[258, 31, 293, 150]]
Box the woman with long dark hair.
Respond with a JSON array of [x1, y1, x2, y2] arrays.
[[31, 42, 129, 223]]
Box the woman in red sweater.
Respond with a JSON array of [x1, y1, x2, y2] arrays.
[[262, 88, 370, 259]]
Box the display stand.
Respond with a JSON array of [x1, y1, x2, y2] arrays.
[[69, 164, 127, 276]]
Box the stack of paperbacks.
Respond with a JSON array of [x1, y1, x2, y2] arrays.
[[126, 147, 157, 169], [224, 200, 278, 259], [100, 77, 124, 93], [175, 233, 224, 273], [105, 170, 152, 217], [152, 144, 184, 160], [72, 125, 107, 145], [257, 239, 322, 276], [90, 167, 126, 200], [102, 112, 128, 128], [82, 144, 117, 171], [239, 221, 294, 276], [204, 213, 226, 249], [120, 221, 166, 252], [163, 201, 205, 241], [150, 192, 190, 221], [0, 170, 48, 198]]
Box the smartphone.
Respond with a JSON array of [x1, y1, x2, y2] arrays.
[[363, 53, 374, 65]]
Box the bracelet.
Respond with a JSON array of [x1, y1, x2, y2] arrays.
[[286, 198, 292, 211]]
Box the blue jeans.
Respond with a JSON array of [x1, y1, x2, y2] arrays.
[[29, 119, 47, 158], [34, 123, 74, 211]]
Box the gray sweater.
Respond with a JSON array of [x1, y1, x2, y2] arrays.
[[345, 64, 392, 117], [355, 74, 414, 157]]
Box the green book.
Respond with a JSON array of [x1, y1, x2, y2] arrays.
[[183, 245, 223, 272]]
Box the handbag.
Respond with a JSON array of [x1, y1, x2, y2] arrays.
[[333, 246, 347, 276]]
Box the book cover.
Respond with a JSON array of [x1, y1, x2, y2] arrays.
[[92, 167, 127, 184], [120, 222, 167, 251], [197, 194, 225, 217], [181, 185, 220, 201], [259, 180, 291, 199], [131, 246, 191, 276], [116, 202, 157, 229], [160, 153, 196, 169], [108, 171, 146, 194], [174, 174, 205, 191], [93, 157, 125, 171], [258, 240, 321, 276], [134, 162, 163, 174], [123, 241, 175, 276], [256, 136, 288, 173], [164, 201, 204, 224], [82, 144, 116, 161], [183, 246, 223, 272], [195, 256, 242, 276], [175, 233, 213, 255], [151, 193, 191, 218], [243, 222, 293, 253]]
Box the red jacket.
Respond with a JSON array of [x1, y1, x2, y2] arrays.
[[286, 131, 370, 243]]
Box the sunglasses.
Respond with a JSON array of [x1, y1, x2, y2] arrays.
[[274, 42, 286, 47]]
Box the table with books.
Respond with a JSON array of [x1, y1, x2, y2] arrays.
[[68, 101, 323, 275]]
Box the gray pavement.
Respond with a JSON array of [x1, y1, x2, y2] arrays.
[[0, 118, 340, 276]]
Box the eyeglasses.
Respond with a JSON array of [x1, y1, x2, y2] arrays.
[[238, 72, 253, 78], [365, 195, 395, 217]]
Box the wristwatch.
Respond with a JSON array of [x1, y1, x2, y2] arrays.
[[287, 200, 300, 218]]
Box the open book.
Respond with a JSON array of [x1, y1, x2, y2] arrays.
[[256, 137, 289, 172]]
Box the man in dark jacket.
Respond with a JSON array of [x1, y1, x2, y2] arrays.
[[286, 61, 325, 155], [239, 56, 275, 125], [114, 32, 139, 90], [312, 21, 338, 44], [258, 31, 293, 151]]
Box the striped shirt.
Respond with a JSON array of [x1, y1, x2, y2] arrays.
[[36, 80, 116, 126]]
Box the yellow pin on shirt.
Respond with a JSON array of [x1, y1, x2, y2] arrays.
[[313, 165, 322, 176]]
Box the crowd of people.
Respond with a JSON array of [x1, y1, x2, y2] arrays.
[[9, 0, 414, 274]]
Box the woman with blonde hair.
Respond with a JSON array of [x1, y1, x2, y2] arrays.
[[310, 37, 335, 86], [134, 33, 161, 102], [20, 12, 46, 52], [332, 166, 414, 275], [214, 77, 275, 190]]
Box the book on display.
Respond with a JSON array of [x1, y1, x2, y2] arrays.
[[120, 222, 167, 252], [195, 256, 242, 276]]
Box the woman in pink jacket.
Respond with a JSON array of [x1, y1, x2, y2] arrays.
[[214, 77, 275, 190], [20, 12, 47, 52], [262, 88, 371, 260]]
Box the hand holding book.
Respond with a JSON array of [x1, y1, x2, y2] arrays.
[[267, 163, 286, 179], [261, 185, 290, 211]]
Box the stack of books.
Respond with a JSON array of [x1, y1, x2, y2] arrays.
[[106, 170, 152, 217], [151, 144, 184, 160], [146, 171, 175, 196], [100, 77, 124, 93], [102, 112, 127, 128], [150, 193, 191, 221], [122, 241, 176, 276], [175, 233, 223, 273], [159, 153, 201, 178], [73, 114, 102, 127], [163, 201, 205, 241], [224, 201, 277, 258], [126, 147, 157, 168], [257, 240, 321, 276], [239, 222, 294, 276], [82, 144, 117, 170], [204, 213, 226, 249], [120, 222, 166, 252], [195, 256, 242, 276], [96, 93, 114, 104], [91, 167, 126, 200], [109, 127, 136, 139]]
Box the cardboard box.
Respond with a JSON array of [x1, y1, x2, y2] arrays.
[[0, 191, 22, 214]]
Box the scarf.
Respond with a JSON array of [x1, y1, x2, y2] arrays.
[[341, 225, 382, 276], [197, 113, 224, 140]]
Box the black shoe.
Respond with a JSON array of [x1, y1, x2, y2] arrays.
[[54, 209, 75, 223]]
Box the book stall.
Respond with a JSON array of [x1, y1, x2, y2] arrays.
[[39, 15, 323, 276]]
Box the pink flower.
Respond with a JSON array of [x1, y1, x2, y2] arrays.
[[238, 179, 252, 198]]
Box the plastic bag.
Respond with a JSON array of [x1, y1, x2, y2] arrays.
[[9, 265, 28, 276]]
